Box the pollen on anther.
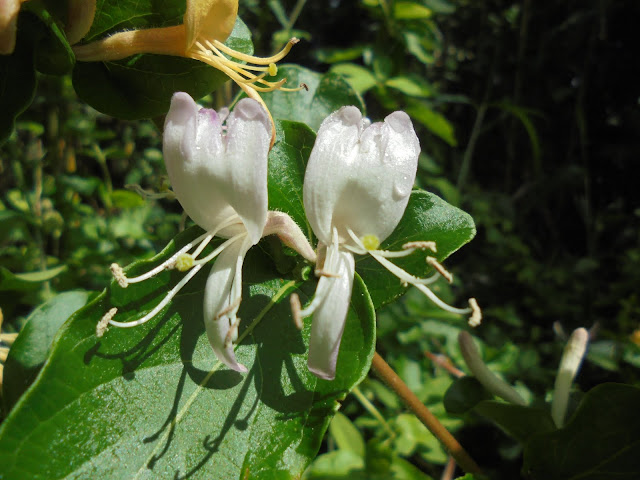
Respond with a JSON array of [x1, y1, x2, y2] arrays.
[[175, 253, 194, 272], [468, 298, 482, 327], [110, 263, 128, 288], [403, 241, 437, 252], [96, 307, 117, 337], [268, 63, 278, 76]]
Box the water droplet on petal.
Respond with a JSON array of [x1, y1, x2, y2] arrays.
[[393, 175, 412, 199]]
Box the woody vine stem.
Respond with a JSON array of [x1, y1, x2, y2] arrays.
[[371, 352, 483, 475]]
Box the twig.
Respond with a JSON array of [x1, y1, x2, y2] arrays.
[[371, 352, 482, 475]]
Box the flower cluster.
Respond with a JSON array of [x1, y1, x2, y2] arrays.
[[99, 93, 480, 380]]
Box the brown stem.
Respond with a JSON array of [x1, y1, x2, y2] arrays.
[[371, 352, 482, 475]]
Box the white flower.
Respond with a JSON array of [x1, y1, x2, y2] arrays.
[[101, 92, 315, 374], [292, 106, 481, 380]]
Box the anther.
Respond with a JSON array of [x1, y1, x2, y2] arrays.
[[96, 307, 118, 337], [268, 63, 277, 76], [300, 83, 309, 91], [426, 256, 453, 283], [403, 241, 437, 252], [315, 269, 341, 278], [468, 298, 482, 327], [224, 317, 241, 347], [290, 293, 303, 330], [175, 253, 194, 272], [110, 263, 128, 288]]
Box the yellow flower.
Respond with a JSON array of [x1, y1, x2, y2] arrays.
[[73, 0, 300, 145]]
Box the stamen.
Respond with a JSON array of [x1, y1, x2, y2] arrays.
[[403, 241, 437, 252], [109, 264, 203, 328], [215, 296, 242, 321], [111, 230, 212, 286], [290, 293, 303, 330], [223, 316, 242, 347], [426, 256, 453, 283], [210, 37, 299, 65], [193, 233, 246, 266], [468, 298, 482, 327], [96, 307, 117, 337], [110, 263, 128, 288], [315, 269, 341, 278]]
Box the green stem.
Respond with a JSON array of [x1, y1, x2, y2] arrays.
[[351, 385, 396, 439]]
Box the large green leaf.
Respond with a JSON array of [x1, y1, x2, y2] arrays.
[[73, 12, 253, 119], [261, 65, 366, 131], [2, 290, 93, 413], [523, 383, 640, 480], [0, 227, 375, 479]]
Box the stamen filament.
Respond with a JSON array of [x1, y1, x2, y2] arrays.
[[109, 264, 203, 328], [193, 233, 247, 266], [370, 252, 470, 315], [209, 37, 299, 65]]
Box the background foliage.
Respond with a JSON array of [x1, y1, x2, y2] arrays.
[[1, 0, 639, 479]]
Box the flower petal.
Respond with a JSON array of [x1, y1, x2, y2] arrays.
[[163, 93, 269, 242], [307, 246, 355, 381], [304, 106, 420, 246], [185, 0, 238, 50], [222, 98, 271, 244], [203, 236, 251, 373]]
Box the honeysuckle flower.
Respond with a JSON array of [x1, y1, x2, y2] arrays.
[[291, 106, 481, 380], [72, 0, 302, 145], [458, 327, 590, 427], [99, 92, 315, 373]]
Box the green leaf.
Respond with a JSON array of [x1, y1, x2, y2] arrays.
[[2, 291, 93, 412], [0, 229, 375, 478], [394, 2, 433, 20], [474, 401, 556, 444], [267, 120, 316, 241], [23, 4, 75, 75], [261, 65, 366, 132], [385, 76, 433, 98], [0, 265, 68, 292], [357, 190, 476, 309], [523, 383, 640, 480], [405, 103, 457, 146], [330, 63, 378, 95], [329, 412, 366, 458], [443, 376, 492, 414], [303, 449, 365, 479], [73, 17, 253, 119], [86, 0, 185, 40]]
